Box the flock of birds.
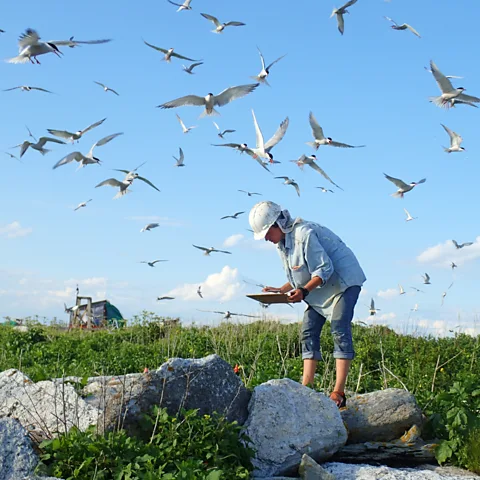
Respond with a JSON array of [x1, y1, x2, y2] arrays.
[[1, 1, 477, 324]]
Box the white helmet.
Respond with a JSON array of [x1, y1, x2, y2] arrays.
[[249, 201, 282, 240]]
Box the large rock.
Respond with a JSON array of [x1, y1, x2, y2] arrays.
[[341, 389, 423, 444], [96, 354, 251, 436], [0, 368, 100, 442], [244, 379, 347, 478], [0, 417, 38, 480]]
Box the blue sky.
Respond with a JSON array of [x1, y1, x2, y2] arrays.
[[0, 0, 479, 337]]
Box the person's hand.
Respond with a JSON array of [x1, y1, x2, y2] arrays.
[[263, 286, 281, 293], [287, 289, 304, 303]]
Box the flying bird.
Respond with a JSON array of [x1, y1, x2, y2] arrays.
[[429, 60, 480, 109], [308, 112, 365, 150], [316, 186, 334, 193], [53, 133, 123, 169], [48, 117, 106, 143], [275, 176, 301, 197], [213, 122, 235, 138], [411, 303, 419, 312], [143, 41, 200, 62], [109, 163, 160, 193], [238, 190, 261, 197], [200, 13, 245, 33], [183, 62, 203, 74], [404, 208, 417, 222], [48, 36, 111, 48], [74, 199, 92, 211], [384, 16, 421, 37], [197, 286, 203, 298], [292, 154, 343, 190], [3, 151, 21, 162], [17, 137, 66, 158], [157, 84, 259, 116], [198, 309, 257, 319], [369, 298, 380, 316], [192, 245, 232, 255], [167, 0, 193, 11], [173, 147, 185, 167], [410, 287, 424, 293], [452, 239, 473, 249], [95, 177, 133, 199], [176, 114, 196, 133], [140, 260, 168, 267], [399, 284, 406, 295], [94, 81, 119, 96], [141, 223, 160, 233], [251, 110, 289, 162], [384, 173, 426, 198], [220, 211, 245, 220], [3, 85, 54, 94], [451, 262, 457, 270], [441, 124, 464, 153], [157, 296, 174, 301], [422, 273, 431, 285], [330, 0, 358, 35], [251, 47, 286, 86]]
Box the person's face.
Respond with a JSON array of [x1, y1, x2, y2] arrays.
[[264, 225, 284, 244]]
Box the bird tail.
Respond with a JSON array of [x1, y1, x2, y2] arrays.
[[39, 148, 51, 155], [391, 191, 404, 199], [306, 141, 319, 150], [429, 96, 450, 109], [114, 189, 131, 200], [6, 55, 30, 64], [442, 146, 451, 153], [200, 108, 220, 118]]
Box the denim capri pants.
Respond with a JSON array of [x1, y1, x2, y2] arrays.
[[301, 286, 361, 361]]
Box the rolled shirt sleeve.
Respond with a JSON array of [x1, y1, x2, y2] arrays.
[[304, 229, 334, 285]]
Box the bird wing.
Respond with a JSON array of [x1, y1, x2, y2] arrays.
[[143, 40, 168, 54], [50, 38, 111, 46], [46, 129, 74, 140], [170, 51, 199, 61], [370, 298, 374, 309], [384, 173, 409, 190], [3, 86, 21, 91], [201, 13, 221, 27], [95, 178, 124, 188], [329, 140, 365, 148], [212, 143, 242, 148], [309, 161, 343, 190], [234, 211, 245, 217], [52, 152, 83, 169], [224, 21, 246, 27], [457, 93, 480, 103], [425, 273, 430, 282], [18, 29, 40, 50], [430, 60, 454, 94], [223, 129, 236, 134], [405, 24, 421, 37], [336, 13, 345, 35], [31, 87, 54, 93], [384, 16, 398, 26], [193, 244, 209, 252], [309, 112, 325, 141], [152, 260, 167, 264], [214, 83, 259, 107], [214, 249, 232, 254], [136, 176, 161, 191], [416, 178, 426, 184], [108, 87, 120, 95], [220, 215, 233, 220], [257, 47, 266, 70], [167, 0, 183, 6], [341, 0, 358, 8], [176, 114, 187, 130], [264, 117, 289, 151], [89, 132, 123, 156], [252, 110, 265, 151], [38, 136, 67, 146], [80, 117, 107, 136], [266, 54, 286, 71], [292, 181, 301, 197], [178, 147, 184, 163], [93, 81, 106, 88], [275, 176, 289, 180], [158, 94, 205, 109], [213, 121, 220, 131], [440, 123, 455, 142], [113, 169, 131, 174], [188, 62, 203, 70]]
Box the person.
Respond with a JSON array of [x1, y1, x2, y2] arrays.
[[249, 201, 366, 408]]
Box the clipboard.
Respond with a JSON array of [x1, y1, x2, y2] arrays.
[[246, 293, 291, 304]]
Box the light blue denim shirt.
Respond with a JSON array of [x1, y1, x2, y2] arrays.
[[277, 220, 366, 319]]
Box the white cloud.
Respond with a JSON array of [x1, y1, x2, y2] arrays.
[[223, 234, 244, 247], [377, 288, 399, 300], [0, 221, 33, 239], [47, 286, 75, 299], [417, 237, 480, 267], [165, 265, 244, 302], [65, 277, 108, 287]]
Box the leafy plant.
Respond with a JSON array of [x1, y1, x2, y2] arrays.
[[36, 407, 254, 479]]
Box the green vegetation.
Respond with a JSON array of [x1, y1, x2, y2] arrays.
[[1, 311, 479, 477]]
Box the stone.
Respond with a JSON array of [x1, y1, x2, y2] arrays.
[[0, 417, 38, 480], [96, 354, 250, 436], [299, 454, 336, 480], [341, 389, 424, 444], [244, 378, 347, 478]]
